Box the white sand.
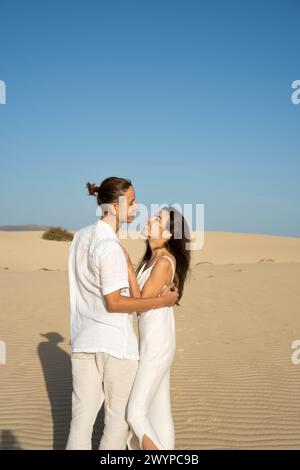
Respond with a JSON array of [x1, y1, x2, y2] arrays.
[[0, 230, 300, 449]]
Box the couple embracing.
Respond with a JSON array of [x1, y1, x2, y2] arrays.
[[66, 176, 190, 450]]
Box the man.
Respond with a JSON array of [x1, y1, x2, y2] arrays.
[[66, 177, 179, 450]]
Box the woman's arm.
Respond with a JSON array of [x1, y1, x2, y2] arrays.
[[118, 243, 142, 298], [121, 246, 174, 300], [108, 245, 177, 314], [128, 263, 142, 298], [140, 257, 174, 299]]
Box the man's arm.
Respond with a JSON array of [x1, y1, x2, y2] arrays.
[[98, 240, 179, 313], [104, 287, 179, 314], [104, 258, 178, 314]]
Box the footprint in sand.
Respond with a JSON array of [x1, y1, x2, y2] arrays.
[[257, 258, 275, 263], [195, 261, 214, 266]]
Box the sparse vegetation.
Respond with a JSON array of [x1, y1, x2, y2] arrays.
[[42, 226, 74, 242]]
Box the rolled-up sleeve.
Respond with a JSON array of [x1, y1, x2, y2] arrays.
[[97, 241, 129, 295]]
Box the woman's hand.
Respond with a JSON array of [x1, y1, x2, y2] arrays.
[[160, 282, 177, 297], [160, 283, 180, 306]]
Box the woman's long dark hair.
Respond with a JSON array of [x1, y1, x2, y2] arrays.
[[136, 206, 191, 305]]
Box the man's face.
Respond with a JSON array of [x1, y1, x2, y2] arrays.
[[116, 186, 138, 224]]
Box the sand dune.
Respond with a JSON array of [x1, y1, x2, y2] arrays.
[[0, 229, 300, 449], [1, 230, 300, 272]]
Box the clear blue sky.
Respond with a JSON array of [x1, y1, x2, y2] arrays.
[[0, 0, 299, 236]]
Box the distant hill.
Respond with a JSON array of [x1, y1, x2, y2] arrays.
[[0, 224, 51, 231]]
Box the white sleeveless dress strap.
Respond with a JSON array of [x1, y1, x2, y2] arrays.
[[160, 255, 175, 281], [138, 256, 175, 289]]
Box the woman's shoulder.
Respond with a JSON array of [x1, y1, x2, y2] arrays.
[[155, 253, 176, 272], [162, 253, 176, 267]]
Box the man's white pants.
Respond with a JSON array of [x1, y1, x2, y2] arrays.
[[66, 351, 139, 450]]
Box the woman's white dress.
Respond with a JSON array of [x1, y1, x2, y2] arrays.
[[126, 255, 176, 450]]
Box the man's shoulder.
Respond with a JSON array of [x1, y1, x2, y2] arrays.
[[73, 223, 95, 239], [94, 238, 124, 257]]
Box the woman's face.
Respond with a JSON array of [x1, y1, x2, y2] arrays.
[[141, 210, 170, 241]]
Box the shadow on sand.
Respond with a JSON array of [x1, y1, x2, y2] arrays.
[[38, 332, 104, 449]]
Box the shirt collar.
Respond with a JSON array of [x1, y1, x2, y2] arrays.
[[96, 218, 118, 240]]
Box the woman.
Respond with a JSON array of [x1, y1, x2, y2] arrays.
[[125, 206, 191, 450]]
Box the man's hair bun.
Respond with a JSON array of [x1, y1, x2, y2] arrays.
[[86, 182, 99, 196]]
